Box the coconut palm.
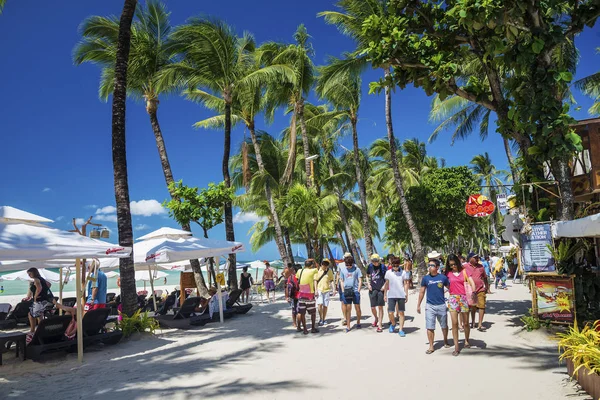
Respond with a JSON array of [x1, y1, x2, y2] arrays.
[[159, 18, 293, 288], [316, 56, 375, 256], [73, 1, 210, 295], [110, 0, 137, 316], [0, 0, 6, 14], [575, 48, 600, 115]]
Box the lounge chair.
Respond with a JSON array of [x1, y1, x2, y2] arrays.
[[61, 297, 77, 308], [81, 308, 122, 346], [0, 304, 16, 331], [189, 290, 252, 327], [25, 315, 74, 361], [0, 304, 11, 322], [154, 297, 201, 329], [106, 293, 116, 303], [0, 300, 32, 330]]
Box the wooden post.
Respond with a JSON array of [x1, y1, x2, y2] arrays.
[[75, 258, 84, 363], [148, 266, 157, 312], [215, 256, 224, 324], [59, 267, 63, 316]]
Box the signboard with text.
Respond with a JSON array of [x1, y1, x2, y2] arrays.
[[465, 194, 495, 217], [530, 274, 575, 324], [521, 224, 555, 272]]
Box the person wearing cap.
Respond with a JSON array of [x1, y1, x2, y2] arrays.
[[315, 259, 335, 326], [427, 250, 443, 274], [464, 253, 489, 332], [417, 260, 451, 354], [367, 254, 386, 332], [339, 253, 363, 332], [383, 256, 410, 337]]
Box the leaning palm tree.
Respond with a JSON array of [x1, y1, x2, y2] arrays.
[[110, 0, 137, 316], [320, 0, 427, 276], [159, 18, 292, 288], [316, 56, 375, 256], [73, 1, 210, 295], [574, 48, 600, 115]]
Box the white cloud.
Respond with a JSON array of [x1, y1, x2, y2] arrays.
[[42, 187, 51, 193], [74, 218, 86, 225], [94, 214, 118, 223], [233, 211, 265, 224], [55, 216, 64, 222], [135, 224, 150, 231], [130, 200, 166, 217], [84, 204, 98, 209], [96, 206, 117, 215]]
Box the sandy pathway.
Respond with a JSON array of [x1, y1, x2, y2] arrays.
[[0, 282, 586, 400]]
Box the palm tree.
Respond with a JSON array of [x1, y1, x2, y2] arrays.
[[73, 1, 210, 296], [575, 48, 600, 115], [316, 56, 375, 257], [320, 0, 427, 276], [0, 0, 6, 14], [470, 152, 509, 248], [263, 25, 315, 187], [160, 19, 292, 288], [111, 0, 137, 317]]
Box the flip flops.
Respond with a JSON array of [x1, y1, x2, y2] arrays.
[[426, 349, 434, 354], [376, 327, 383, 333], [444, 344, 452, 349], [452, 350, 460, 357]]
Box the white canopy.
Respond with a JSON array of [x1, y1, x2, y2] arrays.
[[136, 227, 192, 241], [143, 237, 245, 264], [553, 213, 600, 238], [0, 223, 131, 262], [1, 268, 69, 283], [102, 270, 168, 282], [0, 206, 53, 225]]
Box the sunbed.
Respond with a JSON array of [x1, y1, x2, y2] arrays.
[[25, 315, 74, 360], [189, 290, 252, 327], [81, 308, 122, 346], [0, 300, 32, 330], [154, 296, 201, 329]]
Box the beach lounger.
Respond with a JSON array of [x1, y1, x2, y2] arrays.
[[155, 297, 201, 329], [189, 290, 252, 326], [0, 304, 11, 322], [0, 300, 32, 330], [25, 315, 74, 361], [106, 293, 116, 303], [0, 304, 16, 331], [81, 308, 122, 346], [61, 297, 77, 308]]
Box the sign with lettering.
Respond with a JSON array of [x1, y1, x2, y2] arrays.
[[465, 194, 495, 217], [530, 273, 575, 324], [496, 194, 508, 214], [521, 224, 555, 272], [179, 272, 197, 306]]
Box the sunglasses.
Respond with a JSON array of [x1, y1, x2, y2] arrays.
[[428, 264, 436, 267]]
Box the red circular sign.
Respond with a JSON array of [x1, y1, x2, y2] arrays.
[[465, 194, 495, 217]]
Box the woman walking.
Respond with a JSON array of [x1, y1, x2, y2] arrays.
[[445, 254, 476, 356], [240, 266, 253, 303], [25, 268, 54, 343]]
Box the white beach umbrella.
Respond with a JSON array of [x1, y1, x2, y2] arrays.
[[143, 237, 245, 264], [1, 268, 63, 283], [136, 227, 192, 241], [0, 206, 53, 225]]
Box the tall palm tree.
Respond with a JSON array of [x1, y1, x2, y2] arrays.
[[575, 48, 600, 115], [320, 0, 427, 275], [470, 152, 509, 248], [73, 1, 211, 296], [316, 56, 375, 257], [160, 19, 292, 288], [0, 0, 6, 14], [111, 0, 137, 317], [263, 25, 315, 187]]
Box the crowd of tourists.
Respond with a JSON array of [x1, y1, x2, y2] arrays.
[[282, 251, 510, 356]]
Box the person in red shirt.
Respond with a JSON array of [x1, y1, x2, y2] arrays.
[[464, 253, 489, 331]]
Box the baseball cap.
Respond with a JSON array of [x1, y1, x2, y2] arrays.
[[370, 253, 380, 261], [343, 252, 352, 258], [467, 252, 479, 260]]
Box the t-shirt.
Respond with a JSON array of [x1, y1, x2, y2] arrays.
[[421, 274, 449, 305], [367, 263, 387, 291], [464, 263, 487, 293], [86, 270, 107, 304], [296, 267, 318, 294], [384, 269, 408, 299], [339, 265, 362, 291], [316, 268, 335, 293], [446, 269, 472, 296], [482, 260, 490, 276]]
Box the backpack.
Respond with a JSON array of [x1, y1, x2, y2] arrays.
[[287, 274, 299, 298]]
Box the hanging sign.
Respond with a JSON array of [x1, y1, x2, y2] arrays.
[[216, 272, 226, 286], [465, 194, 495, 217], [496, 194, 508, 214]]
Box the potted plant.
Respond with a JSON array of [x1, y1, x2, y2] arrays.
[[558, 321, 600, 399]]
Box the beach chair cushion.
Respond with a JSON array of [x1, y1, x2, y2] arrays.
[[226, 289, 243, 308], [82, 308, 110, 337], [29, 315, 72, 346], [8, 300, 32, 324]]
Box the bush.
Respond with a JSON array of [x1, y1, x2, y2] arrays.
[[520, 308, 550, 332], [558, 321, 600, 377], [117, 310, 160, 338]]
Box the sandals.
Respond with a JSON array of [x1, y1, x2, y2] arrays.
[[376, 327, 383, 333], [345, 328, 351, 333], [426, 349, 434, 354], [444, 344, 452, 349], [371, 320, 378, 328], [464, 343, 471, 349], [477, 327, 487, 332], [452, 350, 460, 357], [356, 323, 362, 329], [311, 328, 320, 334]]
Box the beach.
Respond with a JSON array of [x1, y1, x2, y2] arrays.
[[0, 281, 584, 400]]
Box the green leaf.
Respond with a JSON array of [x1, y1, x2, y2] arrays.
[[527, 146, 543, 155], [559, 71, 573, 82], [459, 10, 467, 18], [532, 39, 544, 54]]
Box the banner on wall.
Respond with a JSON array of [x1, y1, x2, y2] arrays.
[[496, 194, 508, 214], [521, 223, 555, 272], [530, 273, 575, 324]]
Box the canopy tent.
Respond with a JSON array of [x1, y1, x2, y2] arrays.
[[0, 206, 53, 225], [0, 268, 75, 283], [553, 212, 600, 238], [136, 227, 192, 241], [102, 270, 168, 281]]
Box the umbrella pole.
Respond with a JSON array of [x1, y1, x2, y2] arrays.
[[215, 256, 224, 324], [59, 267, 63, 316], [75, 258, 83, 363], [149, 266, 157, 312]]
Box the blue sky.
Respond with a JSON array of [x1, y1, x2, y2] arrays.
[[0, 1, 598, 260]]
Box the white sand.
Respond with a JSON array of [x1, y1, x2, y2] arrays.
[[0, 282, 584, 400]]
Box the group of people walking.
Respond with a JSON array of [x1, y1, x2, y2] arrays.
[[283, 251, 494, 356]]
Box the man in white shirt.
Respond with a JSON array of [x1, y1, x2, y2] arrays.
[[383, 256, 410, 337]]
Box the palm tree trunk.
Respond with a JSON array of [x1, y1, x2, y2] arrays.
[[337, 231, 349, 254], [248, 123, 291, 267], [326, 242, 335, 262], [298, 99, 313, 188], [305, 222, 314, 259], [551, 157, 575, 221], [502, 136, 519, 185], [384, 67, 426, 278], [281, 112, 298, 185], [112, 0, 137, 317], [223, 99, 237, 289], [283, 227, 295, 266], [147, 102, 209, 296], [351, 118, 374, 256]]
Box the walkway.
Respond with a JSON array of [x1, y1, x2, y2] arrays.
[[0, 282, 585, 400]]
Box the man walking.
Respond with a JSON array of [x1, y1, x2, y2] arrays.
[[465, 253, 489, 331], [384, 257, 410, 337], [315, 259, 335, 326], [296, 259, 319, 334], [417, 260, 451, 354], [85, 265, 108, 312], [262, 261, 277, 303], [367, 254, 386, 332], [339, 254, 362, 332], [285, 265, 299, 329]]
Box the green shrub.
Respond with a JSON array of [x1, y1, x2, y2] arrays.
[[558, 321, 600, 377], [117, 310, 160, 337]]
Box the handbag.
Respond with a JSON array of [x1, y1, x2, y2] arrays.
[[463, 269, 476, 306], [343, 287, 354, 300], [298, 269, 313, 300]]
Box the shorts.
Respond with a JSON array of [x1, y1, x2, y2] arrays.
[[474, 292, 486, 309], [340, 290, 360, 305], [387, 298, 406, 313], [297, 298, 316, 315], [316, 292, 330, 307], [425, 303, 448, 330], [84, 303, 106, 312], [448, 294, 468, 313], [369, 290, 385, 307], [264, 279, 275, 291], [29, 301, 51, 318]]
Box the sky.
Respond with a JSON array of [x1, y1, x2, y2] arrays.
[[0, 1, 598, 260]]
